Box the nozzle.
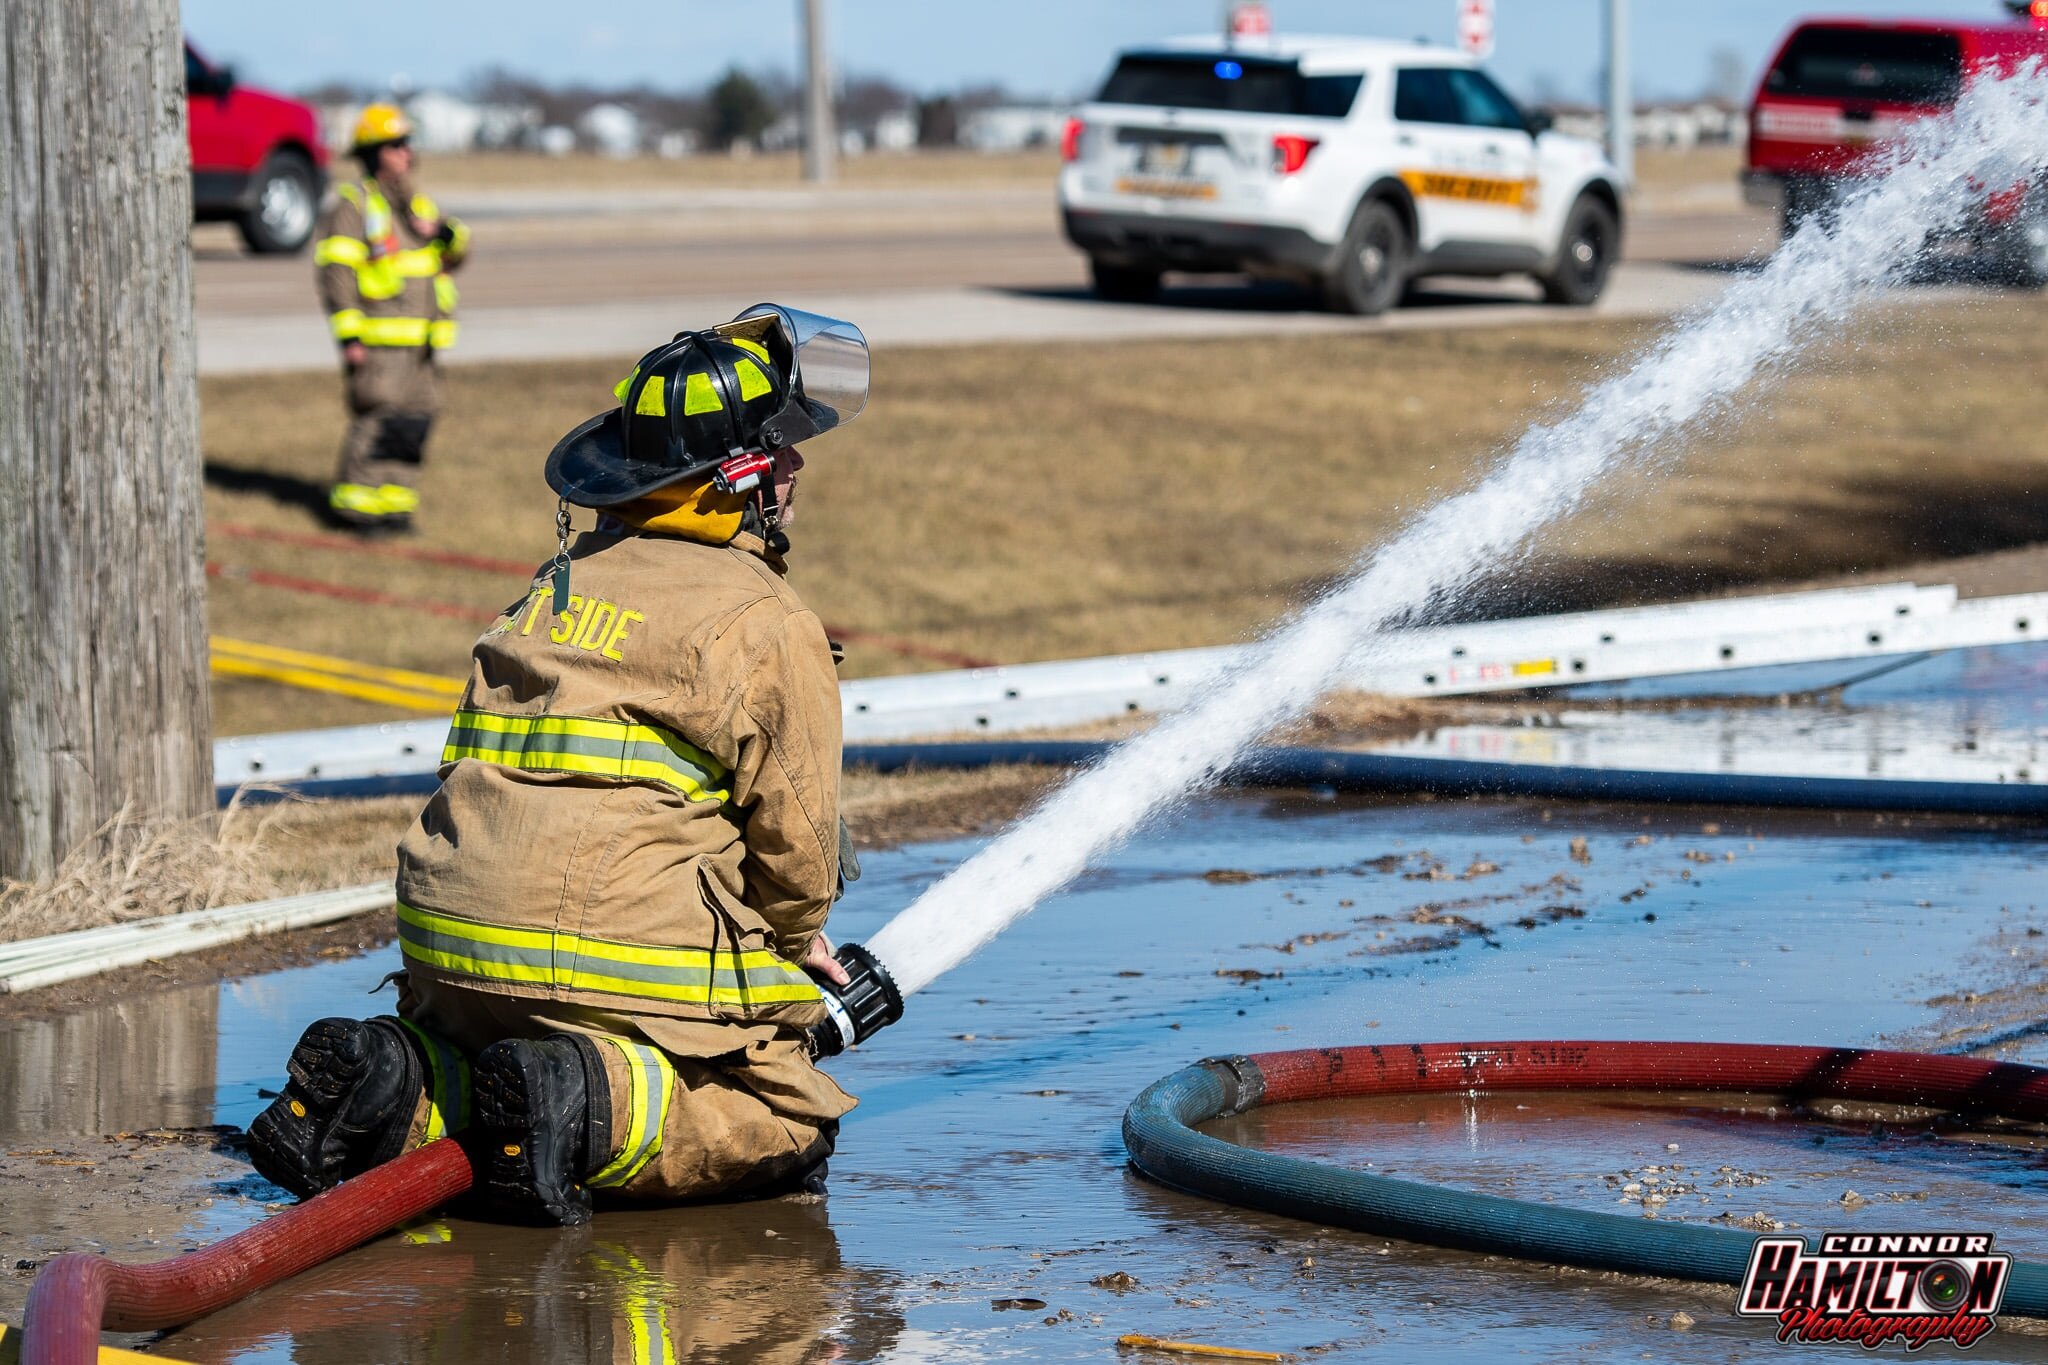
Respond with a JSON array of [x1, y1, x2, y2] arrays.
[[805, 941, 904, 1058]]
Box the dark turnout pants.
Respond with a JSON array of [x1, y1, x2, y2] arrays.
[[394, 971, 848, 1203], [332, 345, 441, 519]]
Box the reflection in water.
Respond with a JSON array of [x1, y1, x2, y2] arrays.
[[167, 1196, 905, 1364], [1210, 1090, 2048, 1257], [10, 788, 2048, 1363], [0, 982, 217, 1139]]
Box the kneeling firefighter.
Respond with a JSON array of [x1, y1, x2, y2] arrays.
[[249, 305, 900, 1224]]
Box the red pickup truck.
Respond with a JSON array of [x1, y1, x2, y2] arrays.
[[1742, 16, 2048, 284], [186, 42, 328, 254]]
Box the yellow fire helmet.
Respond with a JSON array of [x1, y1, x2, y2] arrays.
[[351, 103, 414, 151]]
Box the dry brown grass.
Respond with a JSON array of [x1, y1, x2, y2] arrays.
[[202, 294, 2048, 735], [1631, 145, 1744, 199], [0, 795, 407, 942], [421, 148, 1061, 194]]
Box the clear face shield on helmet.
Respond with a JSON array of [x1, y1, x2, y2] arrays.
[[713, 304, 870, 449]]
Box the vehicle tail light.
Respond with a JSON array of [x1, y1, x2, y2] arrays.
[[1061, 117, 1085, 163], [1985, 182, 2028, 224], [1272, 135, 1319, 175]]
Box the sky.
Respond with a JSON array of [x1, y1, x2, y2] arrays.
[[183, 1, 2034, 106]]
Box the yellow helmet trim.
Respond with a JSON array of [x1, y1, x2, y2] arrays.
[[682, 372, 723, 416], [634, 377, 667, 418], [733, 358, 772, 402]]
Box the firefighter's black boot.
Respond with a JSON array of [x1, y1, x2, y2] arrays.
[[247, 1016, 423, 1199], [472, 1034, 612, 1227]]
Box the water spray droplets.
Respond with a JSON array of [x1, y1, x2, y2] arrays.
[[868, 67, 2048, 998]]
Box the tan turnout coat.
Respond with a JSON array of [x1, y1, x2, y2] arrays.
[[396, 525, 842, 1032]]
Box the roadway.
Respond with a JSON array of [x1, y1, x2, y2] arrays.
[[194, 180, 1778, 375]]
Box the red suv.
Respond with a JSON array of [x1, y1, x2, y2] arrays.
[[1743, 17, 2048, 283], [186, 42, 328, 254]]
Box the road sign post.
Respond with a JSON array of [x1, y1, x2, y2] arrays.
[[1226, 3, 1271, 44], [1457, 0, 1494, 61]]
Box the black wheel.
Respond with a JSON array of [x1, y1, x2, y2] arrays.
[[1990, 216, 2048, 290], [238, 150, 319, 254], [1090, 259, 1162, 303], [1540, 195, 1618, 306], [1778, 179, 1837, 244], [1323, 198, 1409, 316]]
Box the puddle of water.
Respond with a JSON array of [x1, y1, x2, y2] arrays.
[[0, 983, 217, 1139], [1211, 1090, 2048, 1256], [1393, 642, 2048, 785], [10, 795, 2048, 1361]]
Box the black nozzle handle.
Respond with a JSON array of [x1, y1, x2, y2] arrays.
[[805, 940, 904, 1058]]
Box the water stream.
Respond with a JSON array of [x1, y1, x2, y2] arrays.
[[870, 68, 2048, 997]]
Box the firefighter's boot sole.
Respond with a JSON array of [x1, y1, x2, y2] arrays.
[[472, 1035, 610, 1227], [248, 1016, 422, 1199]]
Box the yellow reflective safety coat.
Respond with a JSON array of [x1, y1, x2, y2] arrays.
[[314, 177, 469, 349], [395, 521, 842, 1029]]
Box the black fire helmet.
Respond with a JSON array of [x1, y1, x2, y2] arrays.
[[546, 304, 869, 509]]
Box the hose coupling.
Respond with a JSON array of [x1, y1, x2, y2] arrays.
[[805, 941, 905, 1058]]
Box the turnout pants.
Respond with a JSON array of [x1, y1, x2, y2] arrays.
[[393, 972, 851, 1202], [333, 346, 441, 517]]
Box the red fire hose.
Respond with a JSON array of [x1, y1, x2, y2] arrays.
[[34, 1042, 2048, 1359], [1124, 1041, 2048, 1313], [20, 1140, 474, 1365]]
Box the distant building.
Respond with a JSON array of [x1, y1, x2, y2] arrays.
[[655, 129, 701, 159], [870, 109, 918, 152], [757, 112, 803, 154], [578, 103, 641, 157], [1541, 101, 1747, 149], [958, 104, 1071, 152], [316, 94, 541, 155], [407, 90, 482, 152]]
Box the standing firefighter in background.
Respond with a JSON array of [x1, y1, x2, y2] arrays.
[[249, 305, 875, 1226], [316, 103, 470, 533]]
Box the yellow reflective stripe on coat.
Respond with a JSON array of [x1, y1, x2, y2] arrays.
[[433, 274, 458, 312], [442, 708, 731, 803], [350, 259, 406, 301], [328, 308, 365, 340], [315, 235, 369, 267], [390, 246, 443, 279], [397, 1018, 471, 1140], [428, 320, 458, 349], [357, 316, 433, 346], [587, 1038, 673, 1189], [396, 903, 822, 1007]]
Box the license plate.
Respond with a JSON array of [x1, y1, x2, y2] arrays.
[[1115, 177, 1218, 200], [1137, 141, 1193, 175]]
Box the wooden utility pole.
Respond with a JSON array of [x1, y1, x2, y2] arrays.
[[0, 0, 210, 880], [800, 0, 837, 183]]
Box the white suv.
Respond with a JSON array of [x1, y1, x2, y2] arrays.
[[1058, 35, 1626, 314]]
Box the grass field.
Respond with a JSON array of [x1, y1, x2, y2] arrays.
[[202, 293, 2048, 735], [420, 148, 1062, 193]]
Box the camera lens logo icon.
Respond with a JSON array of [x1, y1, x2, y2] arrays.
[[1919, 1260, 1970, 1311]]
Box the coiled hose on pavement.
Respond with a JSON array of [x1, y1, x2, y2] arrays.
[[20, 1139, 474, 1365], [1123, 1040, 2048, 1316]]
